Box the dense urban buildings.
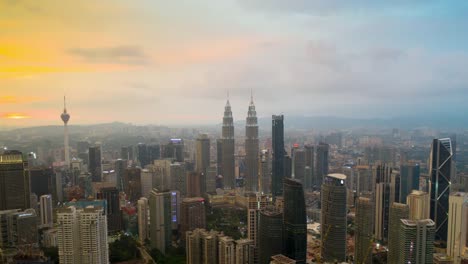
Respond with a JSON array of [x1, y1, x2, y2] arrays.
[[3, 2, 468, 263], [2, 93, 468, 264]]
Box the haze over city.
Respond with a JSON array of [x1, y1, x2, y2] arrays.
[[2, 1, 468, 127]]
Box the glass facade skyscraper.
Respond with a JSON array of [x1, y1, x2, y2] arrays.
[[321, 173, 347, 263], [283, 178, 307, 263], [272, 115, 284, 198], [429, 138, 454, 242]]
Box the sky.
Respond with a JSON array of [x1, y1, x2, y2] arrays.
[[1, 0, 468, 127]]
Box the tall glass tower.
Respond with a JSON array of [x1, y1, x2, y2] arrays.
[[321, 173, 347, 263], [283, 178, 307, 263], [429, 138, 454, 242], [272, 115, 284, 198], [245, 93, 259, 192]]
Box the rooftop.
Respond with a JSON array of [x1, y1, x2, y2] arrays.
[[327, 173, 347, 180]]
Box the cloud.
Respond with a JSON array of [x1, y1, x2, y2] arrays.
[[237, 0, 435, 16], [0, 96, 45, 104], [67, 46, 150, 65]]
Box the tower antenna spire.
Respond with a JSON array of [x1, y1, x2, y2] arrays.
[[250, 88, 253, 103], [63, 95, 67, 113]]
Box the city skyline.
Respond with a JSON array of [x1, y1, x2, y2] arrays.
[[2, 1, 468, 127]]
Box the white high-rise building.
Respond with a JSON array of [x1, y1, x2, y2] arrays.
[[447, 192, 468, 263], [407, 190, 430, 220], [219, 236, 235, 264], [141, 169, 153, 198], [138, 197, 149, 243], [57, 206, 109, 264], [235, 239, 254, 264], [57, 207, 81, 264], [40, 194, 53, 228], [80, 207, 108, 264]]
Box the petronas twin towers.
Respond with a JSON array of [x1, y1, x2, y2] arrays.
[[220, 94, 259, 191]]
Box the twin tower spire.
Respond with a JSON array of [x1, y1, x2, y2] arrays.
[[221, 91, 259, 191]]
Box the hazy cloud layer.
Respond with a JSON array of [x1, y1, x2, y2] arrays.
[[67, 46, 150, 65]]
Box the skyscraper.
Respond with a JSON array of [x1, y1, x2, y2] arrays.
[[304, 145, 314, 190], [137, 143, 150, 168], [88, 146, 102, 182], [292, 148, 306, 185], [235, 239, 255, 264], [258, 207, 283, 264], [400, 163, 420, 203], [388, 202, 409, 264], [57, 206, 109, 264], [61, 96, 71, 168], [180, 197, 206, 240], [123, 167, 141, 202], [40, 194, 53, 228], [283, 178, 307, 263], [259, 149, 270, 194], [315, 143, 329, 189], [186, 229, 222, 264], [355, 197, 374, 264], [196, 134, 210, 175], [114, 159, 127, 192], [321, 173, 347, 263], [272, 115, 285, 198], [222, 97, 235, 189], [430, 138, 454, 242], [219, 236, 235, 264], [407, 190, 430, 220], [170, 162, 187, 195], [0, 209, 38, 247], [245, 94, 259, 192], [79, 207, 109, 264], [137, 197, 149, 243], [29, 167, 54, 198], [397, 219, 435, 264], [447, 192, 468, 262], [149, 189, 172, 254], [97, 187, 122, 233], [0, 151, 30, 210], [374, 164, 392, 242]]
